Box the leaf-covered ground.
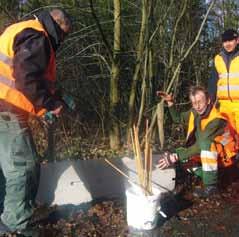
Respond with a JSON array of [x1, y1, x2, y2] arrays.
[[3, 179, 239, 237], [2, 145, 239, 237]]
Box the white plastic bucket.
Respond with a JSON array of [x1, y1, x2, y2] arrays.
[[126, 184, 162, 230]]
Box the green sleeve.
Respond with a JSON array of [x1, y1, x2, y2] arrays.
[[168, 105, 195, 161], [175, 143, 200, 162], [175, 118, 227, 161], [168, 105, 191, 126]]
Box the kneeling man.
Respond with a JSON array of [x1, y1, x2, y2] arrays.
[[157, 86, 238, 198]]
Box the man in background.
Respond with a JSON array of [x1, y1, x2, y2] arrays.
[[208, 29, 239, 139]]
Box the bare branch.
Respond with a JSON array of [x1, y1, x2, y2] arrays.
[[149, 0, 174, 45], [89, 0, 113, 63], [168, 0, 187, 68], [166, 0, 216, 93], [0, 5, 17, 22]]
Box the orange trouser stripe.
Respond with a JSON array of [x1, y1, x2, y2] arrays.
[[201, 157, 217, 165]]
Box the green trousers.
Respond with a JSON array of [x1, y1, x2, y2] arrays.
[[0, 112, 40, 231]]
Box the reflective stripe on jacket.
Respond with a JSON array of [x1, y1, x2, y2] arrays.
[[214, 54, 239, 100], [0, 18, 56, 116], [186, 105, 237, 167]]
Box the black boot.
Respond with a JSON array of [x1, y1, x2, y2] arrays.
[[172, 163, 194, 195], [0, 220, 11, 235], [193, 185, 218, 198]]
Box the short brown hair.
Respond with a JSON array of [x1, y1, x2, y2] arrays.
[[188, 86, 209, 100], [50, 8, 72, 33]]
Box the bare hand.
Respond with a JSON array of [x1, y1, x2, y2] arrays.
[[156, 91, 174, 106], [51, 105, 63, 117], [156, 152, 178, 169]]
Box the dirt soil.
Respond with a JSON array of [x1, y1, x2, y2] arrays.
[[18, 181, 239, 236]]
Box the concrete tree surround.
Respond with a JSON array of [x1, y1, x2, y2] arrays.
[[37, 156, 175, 205]]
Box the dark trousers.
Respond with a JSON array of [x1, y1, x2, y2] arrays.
[[0, 112, 40, 231]]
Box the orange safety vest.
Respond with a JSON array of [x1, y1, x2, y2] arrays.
[[0, 18, 56, 116], [186, 106, 237, 167], [214, 54, 239, 100]]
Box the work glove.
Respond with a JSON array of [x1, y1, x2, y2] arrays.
[[157, 152, 178, 169], [62, 93, 76, 111], [43, 111, 57, 125]]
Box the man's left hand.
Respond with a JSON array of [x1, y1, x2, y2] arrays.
[[43, 105, 63, 126]]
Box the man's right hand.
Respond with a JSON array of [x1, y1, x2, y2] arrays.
[[51, 105, 63, 117], [156, 91, 174, 106], [157, 152, 178, 169]]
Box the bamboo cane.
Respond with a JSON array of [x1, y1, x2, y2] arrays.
[[149, 146, 152, 193], [104, 158, 152, 195], [131, 128, 141, 185], [133, 125, 144, 186], [130, 122, 154, 195], [104, 158, 134, 185], [144, 120, 149, 192]]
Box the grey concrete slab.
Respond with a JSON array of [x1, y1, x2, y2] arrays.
[[36, 156, 175, 205]]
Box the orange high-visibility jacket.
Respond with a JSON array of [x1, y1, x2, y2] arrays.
[[187, 105, 237, 167], [214, 54, 239, 100], [0, 18, 56, 116]]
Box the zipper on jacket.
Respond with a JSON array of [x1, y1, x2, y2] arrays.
[[227, 71, 232, 101], [225, 54, 232, 102]]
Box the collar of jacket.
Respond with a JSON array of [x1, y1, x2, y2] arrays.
[[191, 100, 213, 120], [220, 46, 239, 66], [221, 45, 239, 56], [37, 11, 62, 52], [185, 102, 213, 147]]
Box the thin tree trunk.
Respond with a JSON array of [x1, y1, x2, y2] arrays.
[[90, 0, 121, 149], [137, 48, 148, 128], [109, 0, 121, 149], [127, 0, 148, 140]]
